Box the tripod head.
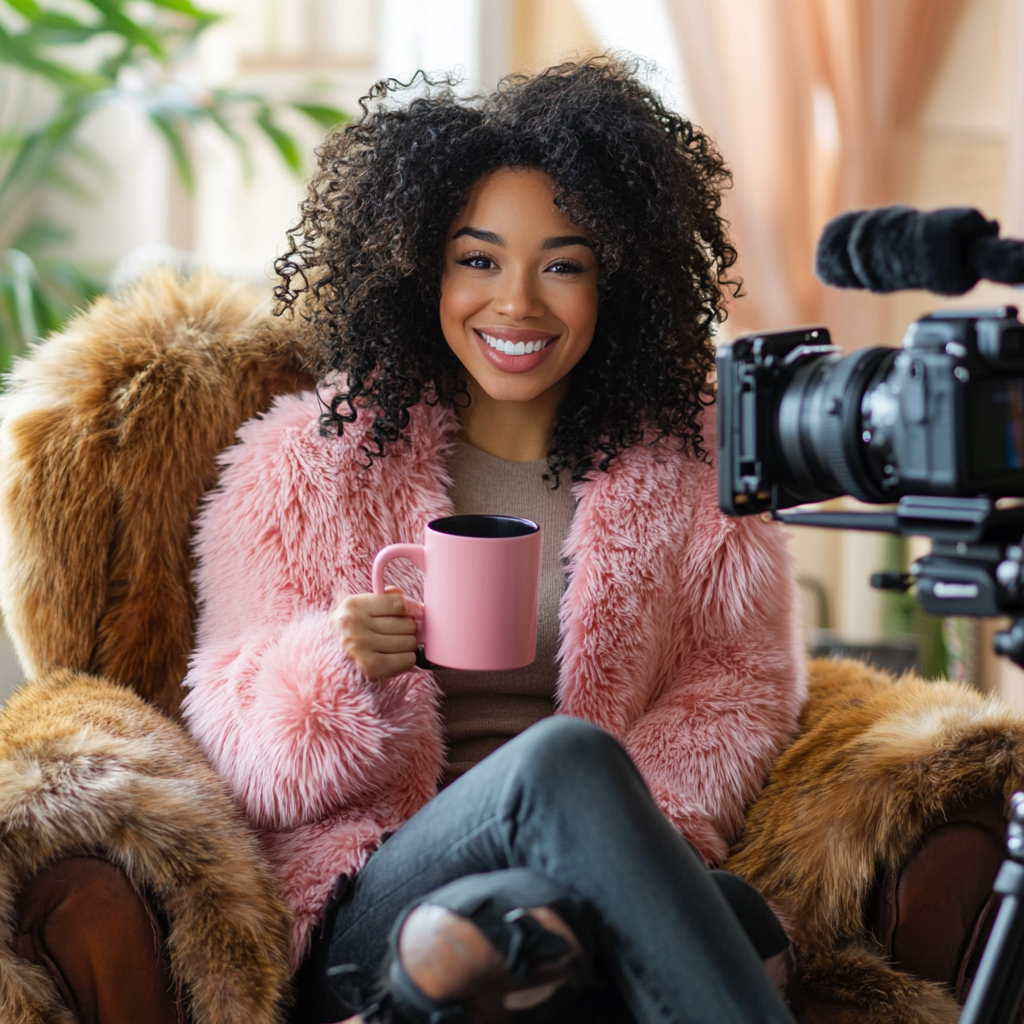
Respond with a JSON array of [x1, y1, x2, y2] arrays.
[[774, 498, 1024, 669]]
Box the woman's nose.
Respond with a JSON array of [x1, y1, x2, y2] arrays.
[[493, 267, 544, 321]]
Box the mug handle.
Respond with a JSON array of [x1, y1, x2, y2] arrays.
[[372, 543, 426, 595]]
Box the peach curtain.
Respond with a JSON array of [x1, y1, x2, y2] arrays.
[[666, 0, 967, 337]]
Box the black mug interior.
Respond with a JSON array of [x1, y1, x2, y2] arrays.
[[429, 514, 539, 538]]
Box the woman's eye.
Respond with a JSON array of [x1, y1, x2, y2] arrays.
[[457, 253, 495, 270], [547, 259, 585, 275]]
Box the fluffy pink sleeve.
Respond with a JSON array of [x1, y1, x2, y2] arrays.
[[623, 485, 806, 866], [181, 394, 442, 831]]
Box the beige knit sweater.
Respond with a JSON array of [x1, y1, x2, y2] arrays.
[[437, 439, 574, 783]]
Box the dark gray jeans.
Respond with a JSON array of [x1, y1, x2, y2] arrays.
[[295, 716, 795, 1024]]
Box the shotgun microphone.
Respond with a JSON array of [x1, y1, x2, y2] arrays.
[[815, 205, 1024, 295]]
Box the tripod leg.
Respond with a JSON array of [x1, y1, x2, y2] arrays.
[[960, 864, 1024, 1024]]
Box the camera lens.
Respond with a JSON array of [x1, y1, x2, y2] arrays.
[[774, 348, 893, 504]]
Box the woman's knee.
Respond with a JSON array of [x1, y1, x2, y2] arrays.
[[506, 716, 632, 787]]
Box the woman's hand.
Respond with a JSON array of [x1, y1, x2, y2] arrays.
[[331, 586, 423, 681]]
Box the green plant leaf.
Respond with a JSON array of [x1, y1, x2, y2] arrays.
[[203, 104, 253, 178], [0, 26, 110, 90], [0, 321, 14, 377], [10, 6, 103, 37], [90, 6, 167, 58], [0, 106, 88, 226], [0, 245, 100, 377], [11, 220, 71, 251], [32, 253, 100, 323], [145, 0, 220, 24], [4, 0, 44, 19], [291, 103, 349, 131], [148, 112, 194, 191], [256, 107, 301, 173], [37, 160, 95, 200], [20, 25, 105, 46], [0, 248, 39, 349]]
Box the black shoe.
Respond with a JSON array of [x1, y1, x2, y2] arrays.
[[709, 870, 798, 1001], [366, 870, 589, 1024]]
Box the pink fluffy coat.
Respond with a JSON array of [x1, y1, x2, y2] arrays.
[[181, 391, 807, 967]]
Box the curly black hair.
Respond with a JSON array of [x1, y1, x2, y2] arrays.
[[275, 56, 739, 480]]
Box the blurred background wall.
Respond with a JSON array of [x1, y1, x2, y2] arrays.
[[2, 0, 1024, 705]]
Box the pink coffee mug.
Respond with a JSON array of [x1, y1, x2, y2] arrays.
[[372, 514, 542, 671]]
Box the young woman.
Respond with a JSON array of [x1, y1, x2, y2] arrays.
[[181, 58, 806, 1024]]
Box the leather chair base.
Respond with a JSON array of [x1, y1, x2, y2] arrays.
[[14, 856, 185, 1024], [869, 797, 1006, 1002]]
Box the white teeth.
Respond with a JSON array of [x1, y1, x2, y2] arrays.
[[480, 332, 552, 356]]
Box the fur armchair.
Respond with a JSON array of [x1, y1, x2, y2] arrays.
[[0, 269, 1020, 1023]]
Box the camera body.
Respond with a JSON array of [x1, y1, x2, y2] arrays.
[[717, 307, 1024, 516]]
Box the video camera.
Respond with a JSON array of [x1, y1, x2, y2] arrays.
[[717, 309, 1024, 514], [716, 205, 1024, 639]]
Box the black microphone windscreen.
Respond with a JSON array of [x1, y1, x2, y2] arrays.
[[815, 206, 1000, 295], [971, 235, 1024, 286], [815, 211, 863, 288]]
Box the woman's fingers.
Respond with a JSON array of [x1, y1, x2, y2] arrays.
[[361, 631, 419, 654], [384, 585, 424, 620], [360, 650, 419, 681], [368, 614, 419, 635], [332, 592, 414, 630], [331, 589, 423, 681]]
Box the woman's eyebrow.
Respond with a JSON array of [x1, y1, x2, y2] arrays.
[[451, 227, 504, 245], [541, 235, 594, 250]]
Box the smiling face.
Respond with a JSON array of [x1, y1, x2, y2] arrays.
[[439, 167, 599, 407]]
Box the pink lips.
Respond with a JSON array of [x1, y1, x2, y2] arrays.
[[473, 327, 559, 374]]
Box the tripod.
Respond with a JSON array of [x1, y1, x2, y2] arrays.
[[960, 792, 1024, 1024]]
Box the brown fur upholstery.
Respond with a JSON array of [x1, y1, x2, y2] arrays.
[[0, 270, 313, 714], [728, 658, 1024, 1023], [0, 669, 291, 1024]]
